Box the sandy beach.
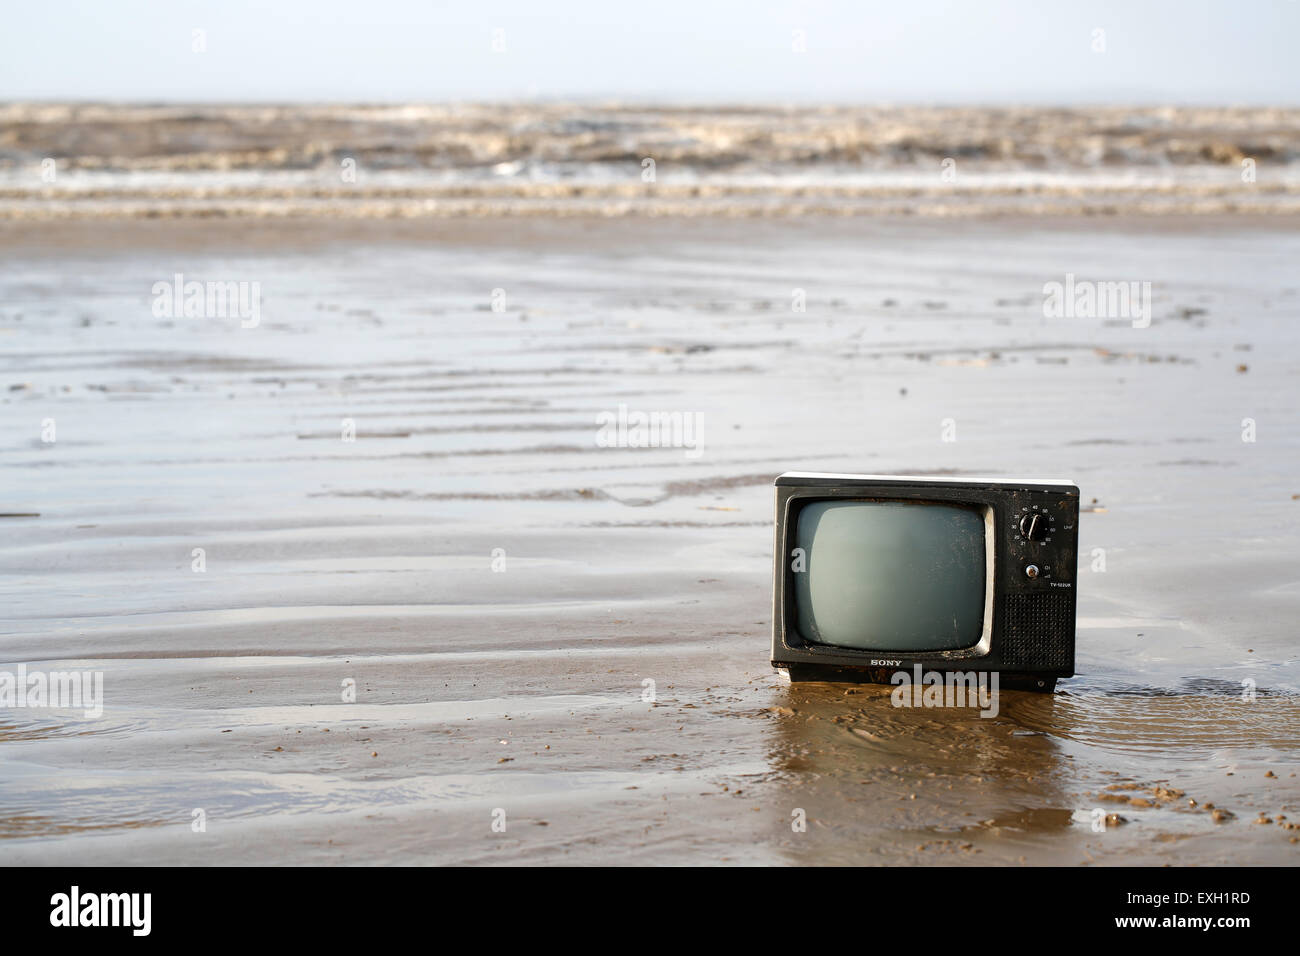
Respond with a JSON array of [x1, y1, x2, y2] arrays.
[[2, 209, 1297, 865]]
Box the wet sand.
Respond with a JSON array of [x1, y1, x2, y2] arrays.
[[1, 214, 1298, 865]]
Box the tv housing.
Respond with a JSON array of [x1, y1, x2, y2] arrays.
[[772, 473, 1079, 692]]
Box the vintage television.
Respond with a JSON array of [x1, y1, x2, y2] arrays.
[[772, 473, 1078, 691]]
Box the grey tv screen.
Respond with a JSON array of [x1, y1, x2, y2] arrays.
[[793, 500, 987, 652]]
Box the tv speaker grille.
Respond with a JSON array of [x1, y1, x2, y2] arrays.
[[1000, 591, 1073, 670]]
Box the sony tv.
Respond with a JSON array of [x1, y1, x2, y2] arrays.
[[771, 473, 1079, 692]]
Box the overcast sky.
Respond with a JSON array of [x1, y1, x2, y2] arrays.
[[2, 0, 1297, 105]]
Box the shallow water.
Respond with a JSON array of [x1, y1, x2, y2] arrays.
[[3, 103, 1299, 218], [1, 215, 1297, 864]]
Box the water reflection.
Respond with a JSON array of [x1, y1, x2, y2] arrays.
[[762, 675, 1300, 864], [764, 680, 1076, 863]]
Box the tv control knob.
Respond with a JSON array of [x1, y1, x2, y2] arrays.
[[1025, 564, 1040, 579], [1019, 512, 1049, 541]]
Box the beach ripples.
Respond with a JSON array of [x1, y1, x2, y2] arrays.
[[1003, 681, 1300, 760]]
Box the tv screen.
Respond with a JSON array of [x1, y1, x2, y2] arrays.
[[793, 500, 988, 651]]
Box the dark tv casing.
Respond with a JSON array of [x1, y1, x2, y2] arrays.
[[771, 473, 1079, 692]]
